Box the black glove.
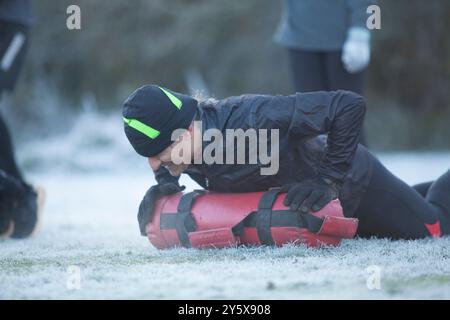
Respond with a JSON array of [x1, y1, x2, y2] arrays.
[[281, 176, 341, 213], [138, 168, 186, 236], [137, 182, 185, 236], [154, 167, 180, 185]]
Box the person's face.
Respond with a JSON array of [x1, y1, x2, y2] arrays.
[[148, 130, 192, 176]]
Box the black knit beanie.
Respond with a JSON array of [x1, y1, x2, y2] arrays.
[[122, 85, 198, 157]]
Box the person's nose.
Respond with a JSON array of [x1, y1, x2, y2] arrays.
[[148, 157, 161, 171]]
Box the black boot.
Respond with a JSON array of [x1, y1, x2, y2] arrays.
[[0, 170, 22, 239], [0, 170, 42, 239], [10, 183, 39, 238], [0, 195, 14, 239]]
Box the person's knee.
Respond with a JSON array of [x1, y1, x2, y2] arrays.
[[426, 171, 450, 234], [427, 171, 450, 206]]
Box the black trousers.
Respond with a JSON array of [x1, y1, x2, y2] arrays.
[[288, 49, 365, 94], [288, 49, 367, 145], [0, 21, 29, 182], [354, 157, 450, 239]]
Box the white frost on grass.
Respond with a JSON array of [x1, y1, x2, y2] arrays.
[[1, 111, 450, 299]]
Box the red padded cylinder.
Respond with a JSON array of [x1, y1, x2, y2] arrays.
[[146, 191, 358, 249]]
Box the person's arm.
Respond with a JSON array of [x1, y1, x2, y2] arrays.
[[252, 90, 366, 212], [289, 90, 366, 183], [290, 90, 366, 212]]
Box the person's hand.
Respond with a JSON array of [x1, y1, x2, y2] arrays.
[[281, 176, 341, 213], [342, 27, 371, 74], [137, 183, 185, 236]]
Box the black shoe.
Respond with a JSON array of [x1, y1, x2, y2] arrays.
[[0, 221, 14, 239], [10, 184, 39, 239], [0, 170, 45, 239], [0, 171, 19, 239], [0, 198, 14, 239]]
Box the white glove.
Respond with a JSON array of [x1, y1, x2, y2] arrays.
[[342, 27, 371, 74]]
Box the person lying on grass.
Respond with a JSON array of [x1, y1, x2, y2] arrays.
[[122, 85, 450, 240]]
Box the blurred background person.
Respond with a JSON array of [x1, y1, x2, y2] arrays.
[[0, 0, 44, 239], [274, 0, 374, 145]]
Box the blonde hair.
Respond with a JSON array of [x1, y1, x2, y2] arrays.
[[192, 90, 218, 108]]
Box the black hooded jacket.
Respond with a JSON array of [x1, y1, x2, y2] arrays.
[[155, 90, 375, 217]]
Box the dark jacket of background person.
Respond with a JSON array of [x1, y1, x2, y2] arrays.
[[0, 0, 33, 92], [0, 0, 34, 27], [157, 90, 374, 217], [274, 0, 374, 51]]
